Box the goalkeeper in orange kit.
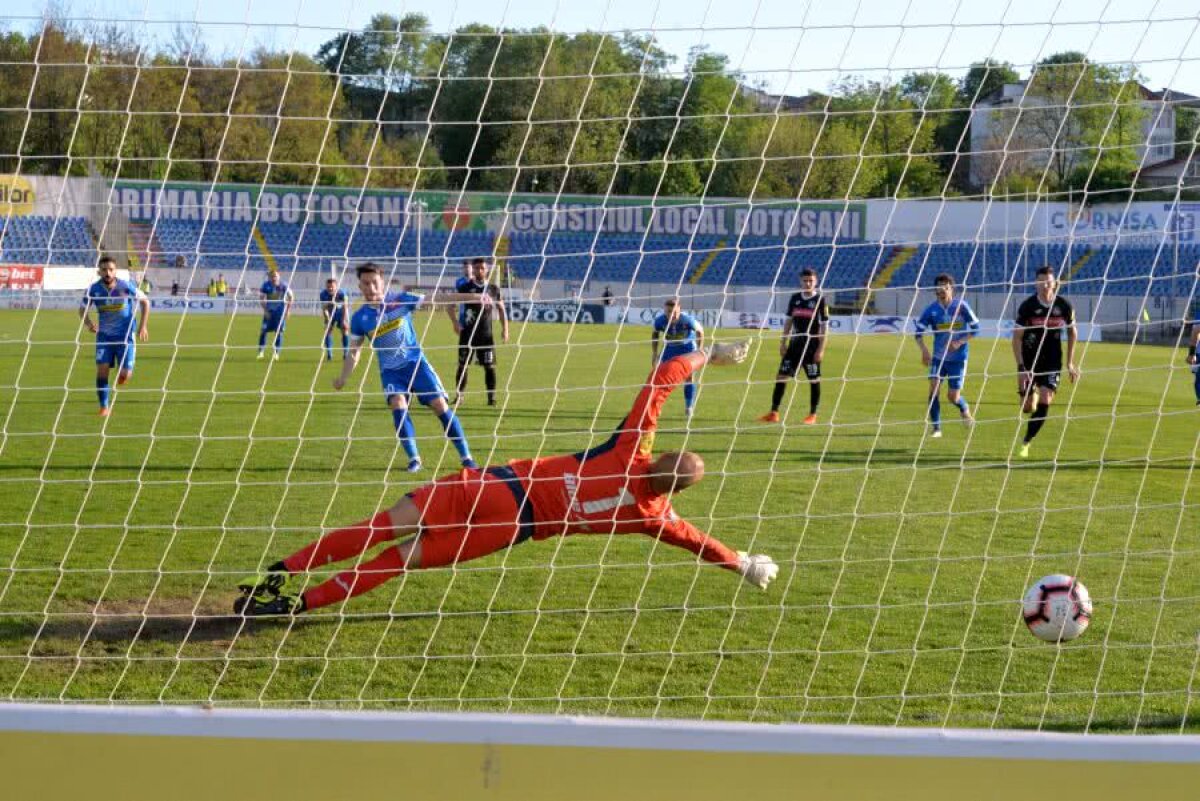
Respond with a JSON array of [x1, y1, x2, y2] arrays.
[[235, 342, 778, 615]]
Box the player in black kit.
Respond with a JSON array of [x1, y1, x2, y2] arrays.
[[1012, 266, 1079, 458], [451, 257, 509, 406], [760, 269, 829, 425]]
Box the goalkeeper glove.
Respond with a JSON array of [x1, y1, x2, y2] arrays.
[[708, 340, 750, 366], [737, 552, 779, 590]]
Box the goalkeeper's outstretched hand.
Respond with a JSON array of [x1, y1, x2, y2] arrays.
[[737, 552, 779, 590], [708, 340, 750, 366]]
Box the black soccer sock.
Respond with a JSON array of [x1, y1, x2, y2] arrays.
[[484, 365, 497, 403], [809, 382, 821, 415], [771, 380, 787, 412], [1025, 403, 1048, 444]]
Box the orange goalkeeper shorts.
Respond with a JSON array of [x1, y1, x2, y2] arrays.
[[406, 465, 536, 567]]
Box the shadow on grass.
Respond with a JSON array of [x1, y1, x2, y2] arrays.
[[0, 600, 440, 652]]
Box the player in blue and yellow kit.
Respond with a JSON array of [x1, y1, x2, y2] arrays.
[[257, 271, 293, 360], [651, 298, 704, 417], [915, 273, 979, 438], [78, 255, 150, 417], [320, 278, 349, 361], [333, 262, 487, 472]]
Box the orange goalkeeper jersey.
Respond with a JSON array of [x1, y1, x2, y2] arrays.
[[505, 355, 739, 568]]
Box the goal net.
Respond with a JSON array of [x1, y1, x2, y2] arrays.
[[2, 2, 1199, 733]]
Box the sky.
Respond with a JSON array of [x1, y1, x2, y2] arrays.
[[4, 0, 1200, 96]]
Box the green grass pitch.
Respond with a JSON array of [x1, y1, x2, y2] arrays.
[[0, 307, 1198, 732]]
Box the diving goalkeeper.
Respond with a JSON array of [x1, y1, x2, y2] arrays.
[[235, 343, 778, 615]]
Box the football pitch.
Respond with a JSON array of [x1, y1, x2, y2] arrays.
[[0, 308, 1198, 733]]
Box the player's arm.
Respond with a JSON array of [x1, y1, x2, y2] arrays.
[[779, 315, 792, 356], [914, 313, 932, 365], [259, 288, 269, 315], [609, 342, 748, 460], [650, 327, 661, 365], [812, 319, 828, 361], [136, 289, 150, 342], [1011, 323, 1026, 371], [1011, 311, 1033, 393], [693, 320, 705, 352], [420, 289, 495, 307], [333, 335, 366, 390], [950, 303, 980, 352], [495, 290, 509, 342], [812, 301, 829, 360], [78, 294, 97, 334], [1065, 304, 1079, 382], [650, 516, 778, 590], [445, 304, 461, 335], [284, 287, 294, 318], [1189, 323, 1200, 365]]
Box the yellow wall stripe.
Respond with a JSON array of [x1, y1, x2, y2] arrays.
[[253, 225, 279, 274]]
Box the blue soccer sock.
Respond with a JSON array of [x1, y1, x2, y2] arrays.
[[929, 394, 941, 427], [954, 396, 970, 416], [392, 408, 419, 460], [341, 333, 349, 358], [323, 333, 332, 358], [1193, 369, 1200, 402], [437, 409, 472, 461], [274, 332, 283, 353], [257, 330, 267, 350], [683, 380, 696, 412], [96, 377, 110, 408]]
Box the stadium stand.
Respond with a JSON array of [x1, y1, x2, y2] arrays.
[[4, 214, 1197, 298], [0, 216, 98, 266]]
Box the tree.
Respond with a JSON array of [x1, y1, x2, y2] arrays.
[[1019, 53, 1147, 194], [0, 31, 35, 174], [960, 59, 1021, 104]]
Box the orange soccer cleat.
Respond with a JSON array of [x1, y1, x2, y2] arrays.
[[758, 411, 781, 423], [802, 414, 818, 425], [98, 407, 111, 418]]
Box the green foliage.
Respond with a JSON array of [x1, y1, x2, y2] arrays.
[[0, 24, 1159, 202]]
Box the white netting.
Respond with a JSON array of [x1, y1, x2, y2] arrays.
[[1, 1, 1200, 731]]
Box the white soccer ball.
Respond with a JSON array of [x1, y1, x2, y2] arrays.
[[1022, 574, 1093, 642]]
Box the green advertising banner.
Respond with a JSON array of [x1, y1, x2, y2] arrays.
[[110, 180, 865, 240]]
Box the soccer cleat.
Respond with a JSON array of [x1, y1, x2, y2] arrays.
[[961, 410, 975, 428], [98, 407, 111, 418], [257, 351, 265, 360], [802, 414, 818, 425], [930, 429, 943, 439], [1019, 443, 1031, 459], [737, 552, 779, 590], [406, 458, 423, 473], [272, 352, 280, 361], [487, 398, 496, 407], [116, 373, 129, 386], [684, 407, 694, 420], [461, 457, 479, 470], [236, 570, 291, 599], [234, 591, 304, 617], [758, 411, 781, 424]]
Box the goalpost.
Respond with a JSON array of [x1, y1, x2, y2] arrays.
[[3, 0, 1200, 749]]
